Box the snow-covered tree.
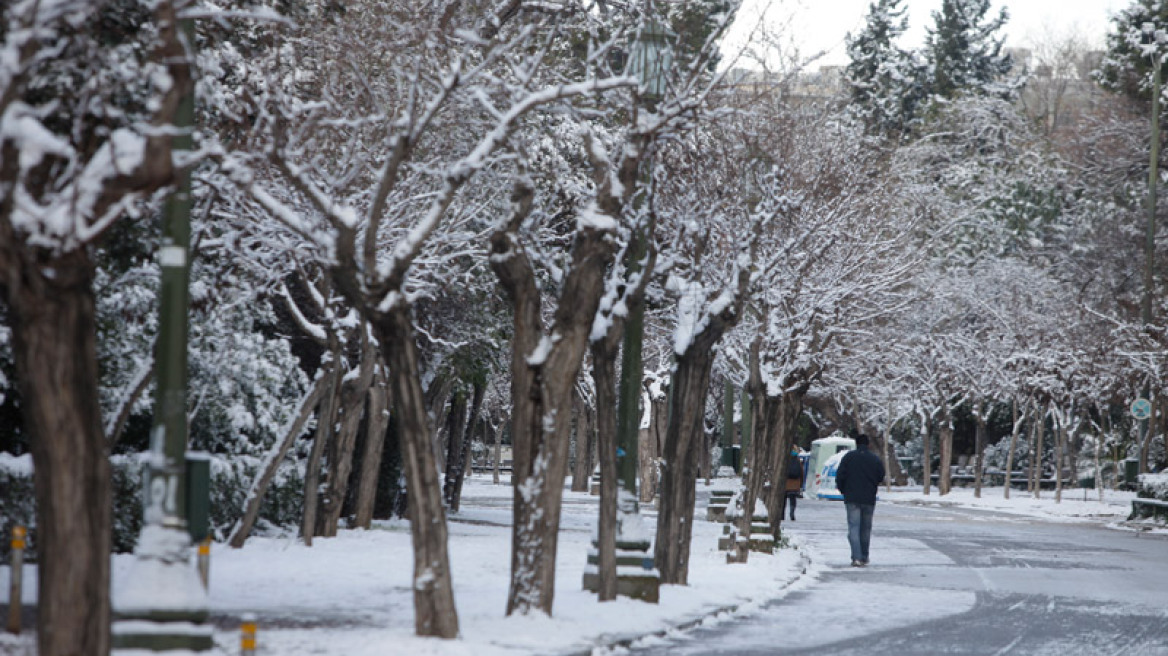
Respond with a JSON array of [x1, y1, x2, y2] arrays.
[[844, 0, 925, 137], [923, 0, 1017, 100], [1096, 0, 1168, 102], [0, 1, 194, 653]]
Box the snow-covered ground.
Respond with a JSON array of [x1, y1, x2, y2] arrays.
[[1, 477, 1160, 656], [880, 484, 1155, 527]]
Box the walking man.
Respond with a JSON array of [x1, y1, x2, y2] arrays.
[[834, 434, 885, 567]]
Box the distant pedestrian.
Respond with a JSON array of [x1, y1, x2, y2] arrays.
[[782, 447, 803, 521], [834, 434, 885, 567]]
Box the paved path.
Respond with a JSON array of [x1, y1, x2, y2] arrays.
[[624, 495, 1168, 655]]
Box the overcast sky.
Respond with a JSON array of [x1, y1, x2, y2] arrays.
[[725, 0, 1128, 69]]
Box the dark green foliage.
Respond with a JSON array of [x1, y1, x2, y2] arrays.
[[924, 0, 1014, 100], [845, 0, 925, 137]]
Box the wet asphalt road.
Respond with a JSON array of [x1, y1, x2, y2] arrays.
[[623, 495, 1168, 656]]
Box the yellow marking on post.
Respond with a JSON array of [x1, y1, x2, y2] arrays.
[[11, 527, 25, 550], [198, 539, 211, 556], [241, 618, 257, 651]]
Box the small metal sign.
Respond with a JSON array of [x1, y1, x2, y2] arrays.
[[1131, 398, 1153, 420]]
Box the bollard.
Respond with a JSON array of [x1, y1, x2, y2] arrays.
[[7, 526, 26, 635], [240, 613, 257, 655], [197, 537, 211, 589]]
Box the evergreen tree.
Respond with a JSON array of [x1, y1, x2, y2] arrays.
[[1095, 0, 1168, 103], [845, 0, 925, 136], [924, 0, 1015, 100]]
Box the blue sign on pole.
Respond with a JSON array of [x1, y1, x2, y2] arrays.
[[1131, 398, 1152, 420]]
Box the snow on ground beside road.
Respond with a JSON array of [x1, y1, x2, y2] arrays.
[[204, 477, 806, 654], [880, 485, 1142, 524]]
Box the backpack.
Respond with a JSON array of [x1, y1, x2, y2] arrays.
[[787, 457, 802, 479]]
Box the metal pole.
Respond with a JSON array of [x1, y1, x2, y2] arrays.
[[6, 526, 24, 634], [1142, 52, 1161, 474], [615, 226, 647, 509], [1144, 54, 1160, 327], [112, 11, 211, 651]]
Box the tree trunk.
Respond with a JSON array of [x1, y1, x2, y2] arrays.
[[920, 405, 932, 495], [1004, 398, 1022, 500], [301, 342, 342, 546], [492, 418, 504, 485], [571, 391, 594, 493], [763, 390, 804, 537], [320, 338, 378, 537], [973, 406, 987, 498], [442, 390, 470, 507], [1054, 407, 1067, 504], [938, 404, 954, 496], [2, 255, 112, 656], [656, 346, 718, 583], [589, 338, 620, 601], [449, 380, 485, 513], [229, 373, 330, 547], [354, 370, 390, 529], [373, 306, 459, 637], [491, 177, 615, 616], [640, 387, 667, 504], [1033, 405, 1047, 499]]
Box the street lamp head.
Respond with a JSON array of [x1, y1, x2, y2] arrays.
[[627, 18, 676, 102]]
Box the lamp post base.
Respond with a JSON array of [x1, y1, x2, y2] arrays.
[[113, 525, 211, 652]]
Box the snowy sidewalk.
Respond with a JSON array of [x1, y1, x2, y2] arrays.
[[197, 478, 807, 655], [1, 476, 808, 655]]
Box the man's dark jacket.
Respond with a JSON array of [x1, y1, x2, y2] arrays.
[[835, 445, 885, 506]]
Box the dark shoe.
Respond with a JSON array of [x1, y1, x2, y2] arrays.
[[859, 560, 869, 567], [851, 560, 862, 567], [789, 515, 796, 521]]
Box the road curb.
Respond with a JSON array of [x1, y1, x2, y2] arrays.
[[559, 543, 814, 656]]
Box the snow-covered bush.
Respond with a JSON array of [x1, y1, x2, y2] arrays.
[[1136, 472, 1168, 502], [0, 452, 303, 560]]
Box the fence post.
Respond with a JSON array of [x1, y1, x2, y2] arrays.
[[7, 526, 26, 634], [197, 537, 211, 589], [240, 613, 257, 655]]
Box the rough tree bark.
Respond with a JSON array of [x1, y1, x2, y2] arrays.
[[640, 385, 667, 504], [442, 390, 470, 507], [491, 176, 616, 615], [655, 306, 750, 580], [589, 336, 621, 601], [320, 335, 378, 536], [301, 338, 342, 546], [938, 404, 954, 496], [1003, 398, 1023, 500], [763, 390, 805, 535], [0, 253, 112, 656], [448, 380, 485, 513], [0, 3, 192, 651], [371, 305, 459, 636], [354, 369, 391, 529], [920, 405, 933, 495], [570, 390, 595, 493], [973, 402, 988, 498]]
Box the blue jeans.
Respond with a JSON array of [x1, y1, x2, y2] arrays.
[[845, 503, 875, 562]]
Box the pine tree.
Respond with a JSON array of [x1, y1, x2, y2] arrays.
[[924, 0, 1015, 100], [1095, 0, 1168, 103], [845, 0, 925, 136]]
